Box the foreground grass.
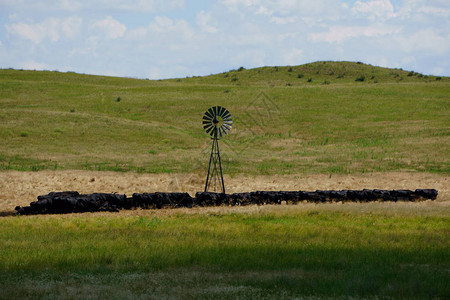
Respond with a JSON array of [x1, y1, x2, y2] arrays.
[[1, 206, 449, 299], [1, 62, 449, 175]]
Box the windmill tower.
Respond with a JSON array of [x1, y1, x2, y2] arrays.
[[202, 106, 232, 193]]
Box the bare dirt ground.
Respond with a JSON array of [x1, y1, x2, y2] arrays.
[[0, 171, 448, 214]]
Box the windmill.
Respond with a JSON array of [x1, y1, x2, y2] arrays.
[[202, 106, 232, 193]]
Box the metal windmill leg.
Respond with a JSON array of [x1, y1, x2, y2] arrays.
[[205, 133, 225, 193], [204, 138, 215, 192], [216, 138, 225, 194]]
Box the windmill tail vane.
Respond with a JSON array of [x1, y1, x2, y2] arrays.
[[202, 106, 232, 194]]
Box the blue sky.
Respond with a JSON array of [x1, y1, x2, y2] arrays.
[[0, 0, 448, 79]]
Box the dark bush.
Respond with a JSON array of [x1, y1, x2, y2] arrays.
[[355, 75, 365, 82]]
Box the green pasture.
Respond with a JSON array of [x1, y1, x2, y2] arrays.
[[1, 205, 449, 299], [1, 62, 449, 299], [1, 61, 449, 175]]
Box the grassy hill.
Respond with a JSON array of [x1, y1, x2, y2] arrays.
[[0, 61, 448, 175], [174, 61, 444, 86]]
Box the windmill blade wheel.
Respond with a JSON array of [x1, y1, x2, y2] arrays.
[[202, 106, 232, 139]]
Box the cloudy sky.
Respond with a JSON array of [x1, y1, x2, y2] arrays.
[[0, 0, 448, 79]]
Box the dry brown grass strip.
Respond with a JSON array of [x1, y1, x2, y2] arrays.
[[0, 171, 448, 215]]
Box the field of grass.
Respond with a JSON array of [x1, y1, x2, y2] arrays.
[[0, 61, 449, 175], [1, 61, 449, 299], [1, 204, 449, 299]]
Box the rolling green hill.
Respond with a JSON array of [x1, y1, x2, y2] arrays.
[[0, 61, 449, 175]]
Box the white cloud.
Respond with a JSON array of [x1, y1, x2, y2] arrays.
[[95, 0, 183, 13], [196, 10, 218, 33], [394, 0, 450, 19], [270, 0, 343, 17], [255, 6, 271, 15], [57, 0, 82, 11], [352, 0, 395, 20], [93, 16, 126, 39], [395, 29, 449, 54], [222, 0, 258, 10], [6, 18, 60, 43], [221, 0, 343, 19], [61, 17, 82, 38], [126, 27, 148, 40], [394, 0, 422, 18], [310, 24, 401, 43], [6, 17, 83, 43], [149, 16, 174, 32], [419, 5, 450, 17], [0, 0, 184, 12], [116, 0, 185, 12], [149, 16, 193, 40], [270, 16, 296, 24]]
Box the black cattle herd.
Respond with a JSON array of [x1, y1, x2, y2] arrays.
[[15, 188, 438, 215]]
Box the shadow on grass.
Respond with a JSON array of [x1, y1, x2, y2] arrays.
[[1, 247, 448, 299], [0, 210, 15, 217]]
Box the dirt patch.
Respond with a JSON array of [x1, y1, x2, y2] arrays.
[[0, 171, 448, 213]]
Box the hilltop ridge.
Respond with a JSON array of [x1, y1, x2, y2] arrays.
[[1, 61, 446, 86], [178, 61, 446, 86]]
